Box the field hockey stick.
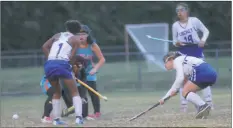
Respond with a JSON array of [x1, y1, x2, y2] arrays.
[[62, 78, 108, 116], [146, 35, 207, 46], [129, 90, 179, 121], [76, 78, 108, 101]]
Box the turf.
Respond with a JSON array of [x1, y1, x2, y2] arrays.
[[1, 89, 231, 127], [0, 56, 231, 127]]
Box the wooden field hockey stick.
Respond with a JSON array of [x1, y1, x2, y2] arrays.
[[76, 78, 108, 101], [63, 78, 108, 116]]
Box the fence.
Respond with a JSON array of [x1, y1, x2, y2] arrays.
[[0, 47, 231, 95]]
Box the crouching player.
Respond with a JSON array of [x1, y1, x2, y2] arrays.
[[159, 52, 217, 119]]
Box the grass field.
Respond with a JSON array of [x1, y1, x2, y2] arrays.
[[0, 57, 232, 127], [1, 89, 231, 127]]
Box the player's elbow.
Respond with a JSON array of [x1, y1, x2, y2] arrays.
[[42, 44, 47, 51], [101, 57, 106, 64]]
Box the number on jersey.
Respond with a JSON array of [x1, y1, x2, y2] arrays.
[[56, 43, 63, 58], [183, 56, 196, 67], [184, 35, 194, 43]]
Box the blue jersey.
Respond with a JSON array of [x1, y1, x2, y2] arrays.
[[40, 76, 52, 94], [76, 44, 97, 81]]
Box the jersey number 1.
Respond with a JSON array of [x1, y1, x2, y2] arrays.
[[184, 35, 194, 43], [56, 43, 63, 58]]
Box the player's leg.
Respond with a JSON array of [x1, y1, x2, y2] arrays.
[[87, 81, 101, 118], [179, 88, 188, 112], [44, 61, 67, 125], [200, 55, 214, 109], [202, 86, 214, 109], [41, 86, 54, 123], [61, 83, 73, 108], [79, 85, 95, 120], [183, 63, 217, 119], [182, 81, 211, 119], [63, 78, 83, 124]]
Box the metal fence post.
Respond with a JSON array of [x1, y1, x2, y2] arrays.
[[215, 48, 219, 75], [137, 53, 142, 90]]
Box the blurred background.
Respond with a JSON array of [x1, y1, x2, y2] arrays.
[[1, 1, 232, 95]]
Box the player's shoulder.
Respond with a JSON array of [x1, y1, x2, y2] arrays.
[[172, 21, 179, 27], [189, 17, 200, 22], [174, 55, 185, 63]]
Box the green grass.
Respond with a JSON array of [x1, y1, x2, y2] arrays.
[[1, 89, 231, 127], [0, 57, 231, 127], [0, 57, 231, 94]]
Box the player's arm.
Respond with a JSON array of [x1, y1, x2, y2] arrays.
[[172, 23, 184, 47], [69, 36, 80, 65], [162, 59, 184, 100], [42, 33, 60, 59], [91, 43, 105, 72], [194, 17, 209, 43]]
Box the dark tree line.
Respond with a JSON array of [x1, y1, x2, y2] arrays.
[[1, 1, 231, 51]]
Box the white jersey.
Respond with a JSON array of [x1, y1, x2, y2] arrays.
[[48, 32, 73, 61], [162, 55, 204, 99], [172, 17, 209, 45]]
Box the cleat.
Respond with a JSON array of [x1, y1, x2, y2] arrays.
[[53, 118, 67, 125], [195, 103, 211, 119], [41, 116, 52, 123], [88, 112, 101, 118], [85, 116, 95, 120], [75, 116, 84, 125], [61, 108, 75, 117]]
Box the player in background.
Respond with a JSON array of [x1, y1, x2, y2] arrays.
[[42, 20, 84, 125], [159, 52, 217, 119], [76, 25, 105, 119], [172, 3, 213, 112]]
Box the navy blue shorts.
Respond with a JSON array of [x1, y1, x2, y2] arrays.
[[178, 45, 204, 58], [189, 63, 217, 89], [44, 60, 73, 81]]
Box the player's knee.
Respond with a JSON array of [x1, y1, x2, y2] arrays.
[[53, 91, 61, 99], [182, 89, 189, 99]]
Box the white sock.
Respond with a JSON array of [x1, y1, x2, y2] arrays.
[[202, 86, 212, 103], [52, 99, 61, 119], [73, 95, 82, 118], [186, 92, 206, 107], [180, 88, 188, 107]]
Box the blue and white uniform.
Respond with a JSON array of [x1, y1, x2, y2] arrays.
[[163, 55, 217, 99], [44, 32, 74, 80], [172, 17, 209, 58]]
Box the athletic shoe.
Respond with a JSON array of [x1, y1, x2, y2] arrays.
[[75, 116, 84, 125], [41, 116, 52, 123], [53, 118, 67, 125], [195, 103, 211, 119], [85, 116, 95, 120], [88, 112, 101, 118], [61, 108, 75, 117]]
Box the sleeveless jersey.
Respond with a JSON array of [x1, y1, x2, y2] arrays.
[[48, 32, 73, 61], [76, 44, 97, 81]]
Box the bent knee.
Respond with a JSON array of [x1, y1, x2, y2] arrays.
[[182, 89, 190, 98]]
